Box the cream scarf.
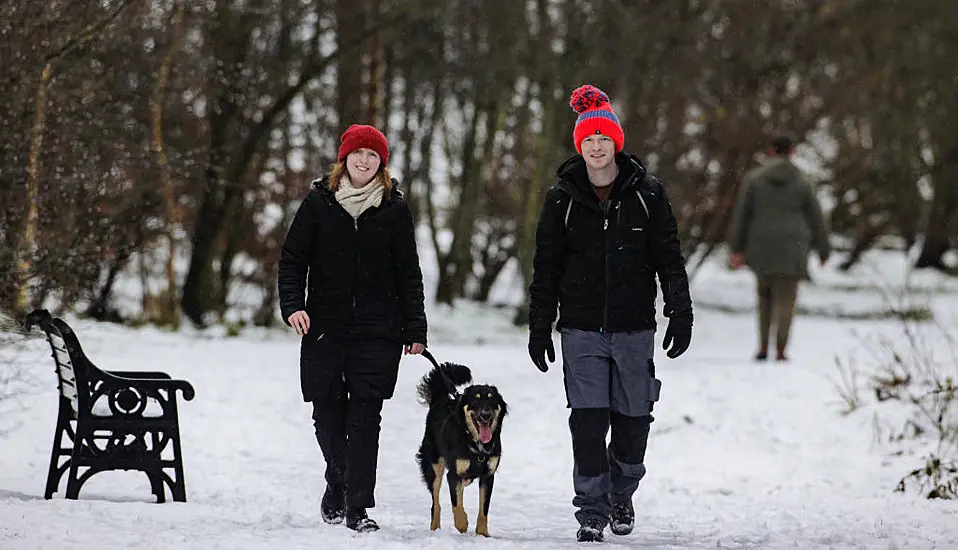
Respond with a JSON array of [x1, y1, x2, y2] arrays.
[[335, 175, 384, 219]]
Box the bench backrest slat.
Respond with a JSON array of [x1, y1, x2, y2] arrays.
[[41, 319, 94, 416], [48, 332, 80, 413]]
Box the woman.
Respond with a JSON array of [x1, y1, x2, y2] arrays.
[[278, 124, 427, 532]]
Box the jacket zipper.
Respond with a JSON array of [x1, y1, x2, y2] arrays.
[[352, 216, 359, 310], [602, 216, 609, 333]]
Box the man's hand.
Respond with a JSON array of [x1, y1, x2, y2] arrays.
[[528, 330, 555, 373], [728, 253, 745, 270], [404, 343, 425, 355], [287, 311, 310, 336], [662, 314, 692, 359]]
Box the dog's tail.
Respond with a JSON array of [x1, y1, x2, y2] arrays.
[[416, 362, 472, 406]]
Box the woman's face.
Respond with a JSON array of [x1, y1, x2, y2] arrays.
[[345, 148, 381, 187]]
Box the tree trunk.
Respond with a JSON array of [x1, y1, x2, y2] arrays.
[[86, 243, 138, 323], [397, 59, 419, 218], [365, 0, 385, 128], [434, 91, 486, 305], [839, 221, 888, 271], [336, 0, 366, 129], [514, 96, 563, 326], [473, 249, 512, 303], [150, 0, 186, 329], [420, 73, 446, 294], [14, 61, 52, 315], [180, 6, 249, 327], [181, 153, 230, 326], [915, 168, 958, 270]]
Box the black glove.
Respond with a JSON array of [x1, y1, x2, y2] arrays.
[[528, 329, 555, 372], [662, 314, 692, 359]]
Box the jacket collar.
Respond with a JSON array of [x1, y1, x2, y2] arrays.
[[555, 152, 646, 207], [311, 175, 403, 205]]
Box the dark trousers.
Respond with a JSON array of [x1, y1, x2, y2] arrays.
[[312, 396, 384, 508], [306, 337, 401, 509]]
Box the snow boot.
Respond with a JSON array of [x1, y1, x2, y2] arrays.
[[345, 507, 379, 532], [610, 501, 634, 535], [320, 484, 345, 524], [576, 518, 605, 542]]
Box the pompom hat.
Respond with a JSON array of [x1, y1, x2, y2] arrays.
[[569, 85, 624, 154], [338, 124, 389, 167]]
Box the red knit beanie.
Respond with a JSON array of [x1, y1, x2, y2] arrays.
[[569, 85, 624, 154], [338, 124, 389, 167]]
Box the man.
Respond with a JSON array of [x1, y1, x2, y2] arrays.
[[527, 84, 693, 543], [727, 135, 830, 362]]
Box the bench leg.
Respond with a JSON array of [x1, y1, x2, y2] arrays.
[[65, 428, 85, 500], [171, 431, 187, 502], [65, 459, 81, 500], [44, 417, 67, 499], [147, 470, 166, 503]]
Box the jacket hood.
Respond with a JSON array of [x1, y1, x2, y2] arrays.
[[757, 157, 799, 186]]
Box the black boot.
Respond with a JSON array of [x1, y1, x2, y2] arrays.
[[576, 518, 605, 542], [610, 501, 634, 535], [345, 507, 379, 532], [321, 484, 345, 524]]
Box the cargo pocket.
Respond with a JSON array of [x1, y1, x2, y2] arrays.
[[647, 358, 661, 410]]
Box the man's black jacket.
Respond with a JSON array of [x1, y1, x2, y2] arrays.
[[528, 152, 692, 334], [278, 177, 427, 347]]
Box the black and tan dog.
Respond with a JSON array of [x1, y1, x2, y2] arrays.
[[415, 350, 507, 537]]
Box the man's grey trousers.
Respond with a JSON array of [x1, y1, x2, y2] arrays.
[[561, 328, 660, 526]]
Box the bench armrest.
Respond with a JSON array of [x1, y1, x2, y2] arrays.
[[105, 370, 173, 380], [102, 375, 196, 401]]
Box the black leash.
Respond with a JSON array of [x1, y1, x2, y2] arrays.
[[420, 348, 441, 370], [420, 348, 460, 397]]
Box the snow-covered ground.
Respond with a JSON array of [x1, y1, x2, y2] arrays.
[[2, 250, 958, 549]]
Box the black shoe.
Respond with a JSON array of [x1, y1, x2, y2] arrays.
[[320, 484, 345, 524], [345, 507, 379, 532], [610, 501, 634, 535], [754, 351, 768, 361], [576, 518, 605, 542]]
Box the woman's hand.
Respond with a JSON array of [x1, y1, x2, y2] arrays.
[[728, 253, 745, 270], [288, 311, 310, 336], [404, 343, 425, 355]]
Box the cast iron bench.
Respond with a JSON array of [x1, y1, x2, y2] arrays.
[[23, 309, 195, 502]]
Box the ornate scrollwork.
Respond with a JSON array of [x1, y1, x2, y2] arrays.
[[111, 387, 147, 416]]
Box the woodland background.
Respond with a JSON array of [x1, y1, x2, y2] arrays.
[[1, 0, 955, 329]]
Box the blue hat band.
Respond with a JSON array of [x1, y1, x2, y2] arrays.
[[576, 110, 620, 126]]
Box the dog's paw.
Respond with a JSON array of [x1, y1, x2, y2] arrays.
[[453, 509, 469, 533], [475, 516, 489, 537]]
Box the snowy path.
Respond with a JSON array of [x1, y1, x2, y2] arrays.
[[2, 301, 958, 549]]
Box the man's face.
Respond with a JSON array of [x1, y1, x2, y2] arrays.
[[580, 134, 616, 172]]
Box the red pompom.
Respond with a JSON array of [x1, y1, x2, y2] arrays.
[[569, 85, 610, 114]]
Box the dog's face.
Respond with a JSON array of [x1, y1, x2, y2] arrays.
[[461, 384, 507, 445]]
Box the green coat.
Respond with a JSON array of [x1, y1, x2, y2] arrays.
[[728, 158, 830, 278]]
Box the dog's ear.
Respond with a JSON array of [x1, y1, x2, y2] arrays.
[[493, 388, 507, 418]]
